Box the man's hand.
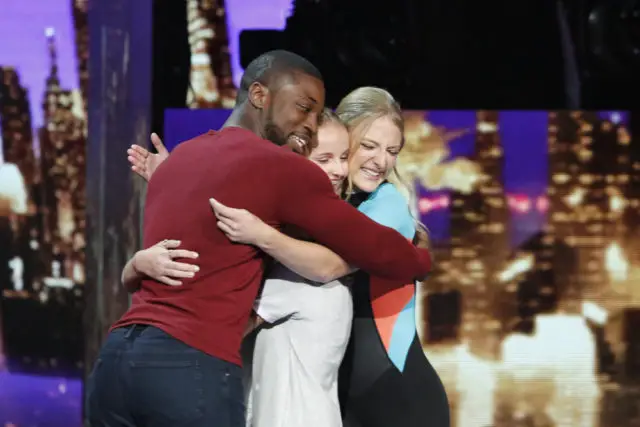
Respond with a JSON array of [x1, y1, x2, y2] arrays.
[[127, 133, 170, 181], [133, 239, 200, 286], [209, 198, 275, 247]]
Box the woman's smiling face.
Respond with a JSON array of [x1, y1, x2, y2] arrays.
[[349, 115, 403, 193]]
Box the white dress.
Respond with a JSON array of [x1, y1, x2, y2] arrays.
[[244, 263, 353, 427]]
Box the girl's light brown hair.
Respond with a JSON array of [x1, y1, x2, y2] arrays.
[[319, 108, 342, 127], [335, 87, 430, 250], [301, 108, 345, 157]]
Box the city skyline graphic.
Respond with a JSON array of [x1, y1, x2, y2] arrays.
[[0, 1, 87, 426], [0, 0, 639, 426], [0, 0, 81, 130]]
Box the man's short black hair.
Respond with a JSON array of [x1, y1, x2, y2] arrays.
[[236, 50, 323, 105]]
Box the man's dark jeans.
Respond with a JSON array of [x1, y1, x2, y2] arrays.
[[86, 325, 245, 427]]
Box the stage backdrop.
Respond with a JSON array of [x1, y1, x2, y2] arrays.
[[0, 0, 87, 426], [165, 108, 637, 427]]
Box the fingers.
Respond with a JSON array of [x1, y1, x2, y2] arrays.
[[129, 160, 145, 171], [167, 260, 199, 273], [158, 276, 183, 287], [164, 268, 197, 278], [157, 239, 180, 248], [217, 220, 235, 238], [131, 166, 150, 182], [128, 152, 147, 168], [151, 133, 169, 155], [169, 249, 199, 259], [209, 198, 234, 219], [128, 147, 148, 165], [157, 241, 199, 260], [128, 145, 149, 179], [129, 144, 150, 158]]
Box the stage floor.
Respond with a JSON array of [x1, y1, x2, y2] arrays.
[[0, 371, 82, 427]]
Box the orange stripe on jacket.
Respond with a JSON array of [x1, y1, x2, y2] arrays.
[[370, 276, 415, 352]]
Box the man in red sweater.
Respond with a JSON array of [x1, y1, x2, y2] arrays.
[[85, 50, 431, 427]]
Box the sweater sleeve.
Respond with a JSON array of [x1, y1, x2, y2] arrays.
[[275, 158, 431, 282]]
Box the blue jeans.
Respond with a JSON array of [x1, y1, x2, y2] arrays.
[[86, 325, 245, 427]]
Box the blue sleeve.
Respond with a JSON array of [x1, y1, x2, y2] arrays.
[[357, 183, 416, 240]]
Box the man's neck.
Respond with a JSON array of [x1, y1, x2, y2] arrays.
[[222, 106, 264, 139]]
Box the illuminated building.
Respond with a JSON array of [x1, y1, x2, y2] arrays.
[[0, 68, 36, 371], [72, 0, 89, 121], [0, 68, 41, 296], [0, 67, 37, 189], [547, 112, 633, 312], [38, 28, 86, 286], [186, 0, 236, 108], [499, 231, 571, 335], [617, 118, 639, 291], [421, 244, 462, 344], [449, 111, 510, 359]]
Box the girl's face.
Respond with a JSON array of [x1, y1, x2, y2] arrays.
[[308, 122, 350, 194], [349, 115, 403, 193]]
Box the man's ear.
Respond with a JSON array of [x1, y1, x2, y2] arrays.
[[248, 82, 269, 110]]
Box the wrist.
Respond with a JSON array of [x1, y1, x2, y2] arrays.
[[255, 226, 278, 251], [131, 250, 144, 275]]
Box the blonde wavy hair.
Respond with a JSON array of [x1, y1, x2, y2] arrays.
[[335, 87, 430, 249]]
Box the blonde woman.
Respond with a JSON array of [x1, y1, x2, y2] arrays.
[[331, 88, 449, 427]]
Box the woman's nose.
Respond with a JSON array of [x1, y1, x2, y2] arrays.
[[372, 153, 389, 170], [330, 160, 347, 178]]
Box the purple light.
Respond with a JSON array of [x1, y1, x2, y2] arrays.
[[0, 0, 79, 128]]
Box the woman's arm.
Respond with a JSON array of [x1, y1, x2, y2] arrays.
[[259, 227, 355, 283], [256, 182, 418, 282], [210, 198, 354, 283], [209, 182, 418, 283], [122, 255, 143, 292], [121, 239, 200, 292]]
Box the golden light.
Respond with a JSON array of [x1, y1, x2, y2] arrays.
[[576, 147, 593, 162], [618, 127, 631, 145], [477, 121, 498, 133], [425, 344, 498, 427], [56, 191, 75, 241], [606, 187, 626, 214], [501, 315, 599, 427], [605, 242, 629, 282], [581, 301, 608, 325], [552, 173, 571, 184], [439, 159, 482, 194], [0, 163, 28, 215], [564, 187, 586, 207], [498, 254, 534, 283], [396, 114, 481, 195]]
